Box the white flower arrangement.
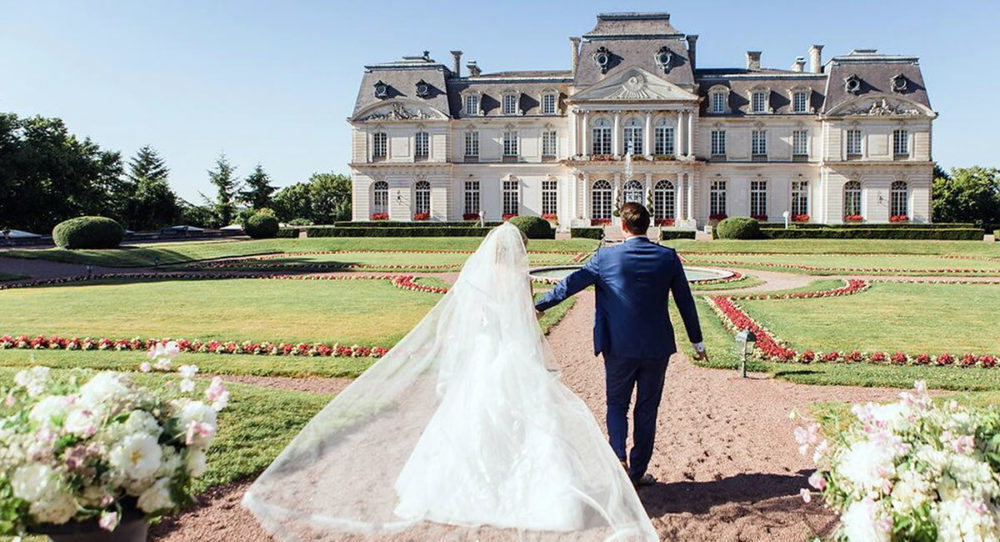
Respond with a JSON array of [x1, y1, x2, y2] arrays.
[[0, 342, 229, 536], [798, 381, 1000, 541]]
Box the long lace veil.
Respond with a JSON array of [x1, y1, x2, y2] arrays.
[[242, 223, 657, 541]]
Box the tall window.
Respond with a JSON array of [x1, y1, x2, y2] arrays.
[[414, 131, 429, 160], [591, 180, 613, 220], [654, 121, 675, 156], [751, 130, 767, 158], [752, 90, 768, 113], [464, 180, 480, 216], [503, 131, 518, 158], [464, 131, 479, 159], [844, 181, 862, 217], [654, 180, 676, 221], [542, 131, 557, 157], [711, 130, 726, 156], [414, 181, 430, 215], [623, 118, 643, 155], [711, 92, 727, 114], [542, 180, 558, 215], [623, 180, 644, 204], [893, 129, 909, 156], [542, 93, 557, 115], [710, 180, 727, 217], [502, 180, 519, 216], [791, 180, 809, 216], [503, 94, 518, 116], [591, 118, 612, 156], [793, 91, 809, 113], [372, 181, 388, 215], [750, 180, 768, 218], [846, 129, 863, 156], [891, 181, 908, 218], [464, 95, 479, 116], [372, 132, 387, 160], [793, 130, 809, 157]]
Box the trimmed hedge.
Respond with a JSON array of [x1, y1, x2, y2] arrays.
[[571, 227, 604, 240], [761, 228, 984, 240], [758, 222, 977, 230], [330, 221, 503, 228], [306, 227, 491, 237], [276, 228, 300, 239], [508, 216, 555, 239], [661, 230, 697, 240], [995, 229, 999, 239], [52, 216, 124, 249], [715, 217, 762, 240], [244, 213, 280, 239]]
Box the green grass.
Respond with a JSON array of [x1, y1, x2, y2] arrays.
[[739, 282, 1000, 353], [177, 250, 585, 271], [5, 238, 600, 268], [664, 238, 1000, 256], [678, 252, 1000, 275], [0, 273, 28, 281], [0, 277, 442, 346], [690, 275, 766, 292]]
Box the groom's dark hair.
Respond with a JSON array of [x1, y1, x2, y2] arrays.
[[621, 202, 650, 235]]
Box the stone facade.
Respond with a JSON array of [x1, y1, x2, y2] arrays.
[[349, 12, 936, 229]]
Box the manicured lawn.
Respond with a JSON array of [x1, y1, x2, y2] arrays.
[[690, 275, 765, 292], [738, 282, 1000, 353], [0, 277, 442, 346], [180, 250, 585, 270], [0, 273, 28, 281], [664, 239, 999, 256], [5, 238, 600, 267], [679, 252, 1000, 275]]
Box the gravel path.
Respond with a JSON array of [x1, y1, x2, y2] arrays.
[[0, 256, 139, 279]]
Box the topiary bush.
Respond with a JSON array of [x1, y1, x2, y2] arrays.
[[244, 212, 280, 239], [715, 217, 762, 240], [52, 216, 125, 249], [508, 216, 554, 239]]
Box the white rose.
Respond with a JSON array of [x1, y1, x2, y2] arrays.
[[28, 396, 69, 427], [124, 410, 162, 437], [186, 449, 208, 477], [841, 499, 890, 542], [79, 372, 129, 409], [157, 445, 183, 478], [136, 477, 173, 513], [29, 490, 77, 524], [11, 465, 77, 524], [15, 366, 50, 397], [63, 408, 97, 437], [177, 401, 218, 447], [109, 434, 162, 482], [11, 464, 56, 502]]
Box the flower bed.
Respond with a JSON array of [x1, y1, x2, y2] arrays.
[[679, 253, 1000, 276], [462, 213, 480, 221], [751, 214, 768, 222], [655, 219, 675, 227], [591, 218, 611, 226], [502, 214, 518, 221], [792, 214, 809, 223], [412, 212, 430, 221], [709, 213, 728, 222], [370, 213, 389, 221], [844, 214, 863, 222], [181, 250, 589, 272], [890, 215, 909, 223]]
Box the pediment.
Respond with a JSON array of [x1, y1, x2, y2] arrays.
[[353, 101, 449, 122], [826, 95, 934, 118], [570, 68, 698, 102]]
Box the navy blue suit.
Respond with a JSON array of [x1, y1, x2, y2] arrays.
[[535, 236, 703, 479]]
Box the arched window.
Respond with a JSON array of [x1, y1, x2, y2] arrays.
[[844, 181, 862, 218], [891, 181, 908, 219], [623, 118, 643, 155], [623, 180, 644, 204], [414, 181, 430, 215], [591, 180, 613, 220], [591, 118, 612, 156], [372, 181, 388, 215], [654, 180, 676, 222]]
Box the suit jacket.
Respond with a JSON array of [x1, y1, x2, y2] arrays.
[[535, 236, 703, 360]]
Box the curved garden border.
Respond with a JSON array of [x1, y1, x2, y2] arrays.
[[680, 256, 1000, 276]]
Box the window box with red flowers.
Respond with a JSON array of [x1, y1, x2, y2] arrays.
[[751, 214, 768, 222], [371, 213, 389, 221], [591, 218, 611, 226], [890, 215, 909, 223], [413, 212, 430, 221], [591, 155, 615, 162], [462, 213, 480, 221], [709, 213, 728, 222], [844, 214, 863, 223], [502, 213, 518, 221], [792, 214, 809, 223], [541, 213, 558, 225], [652, 155, 676, 161], [655, 219, 675, 227]]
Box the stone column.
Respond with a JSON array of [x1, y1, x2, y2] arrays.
[[581, 111, 590, 159], [613, 112, 621, 157], [677, 174, 686, 221], [581, 173, 588, 219], [675, 113, 684, 159], [644, 111, 653, 158], [687, 111, 695, 158], [687, 172, 696, 220]]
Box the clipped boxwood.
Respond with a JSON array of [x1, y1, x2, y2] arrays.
[[715, 217, 762, 240], [995, 229, 999, 239], [330, 221, 503, 228], [244, 212, 280, 239], [762, 228, 983, 240], [660, 230, 697, 240], [508, 216, 554, 239], [570, 227, 604, 240], [758, 222, 976, 230], [276, 227, 300, 239], [52, 216, 124, 249], [307, 227, 490, 238]]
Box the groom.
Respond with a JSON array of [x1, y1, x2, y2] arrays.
[[535, 202, 707, 487]]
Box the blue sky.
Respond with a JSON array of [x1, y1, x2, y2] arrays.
[[1, 0, 996, 201]]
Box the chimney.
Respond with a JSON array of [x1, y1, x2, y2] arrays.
[[809, 45, 824, 74], [466, 60, 481, 77], [569, 37, 581, 74], [791, 56, 806, 72], [746, 51, 761, 71], [450, 50, 463, 77], [686, 34, 699, 71]]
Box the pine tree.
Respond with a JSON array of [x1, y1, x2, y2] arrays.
[[127, 145, 169, 184], [239, 164, 277, 210], [206, 154, 240, 227]]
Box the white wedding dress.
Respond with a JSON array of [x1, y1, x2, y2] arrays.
[[243, 223, 657, 541]]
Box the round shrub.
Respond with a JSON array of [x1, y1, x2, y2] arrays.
[[508, 216, 554, 239], [245, 212, 280, 239], [715, 217, 762, 240], [52, 216, 124, 249]]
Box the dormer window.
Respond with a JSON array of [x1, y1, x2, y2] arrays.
[[793, 90, 810, 113], [415, 80, 430, 98], [503, 93, 519, 116], [654, 46, 673, 72], [464, 94, 480, 116], [891, 74, 908, 93], [541, 92, 557, 115], [751, 89, 769, 114], [593, 46, 611, 73], [709, 87, 729, 114], [845, 75, 863, 94], [374, 81, 389, 99]]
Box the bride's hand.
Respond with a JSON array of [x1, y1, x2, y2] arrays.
[[535, 310, 545, 320]]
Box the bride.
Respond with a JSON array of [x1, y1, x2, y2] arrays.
[[242, 223, 657, 541]]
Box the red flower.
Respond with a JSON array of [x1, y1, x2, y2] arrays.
[[502, 214, 518, 221], [709, 214, 728, 222], [591, 218, 611, 226], [413, 212, 430, 221], [891, 351, 908, 365], [844, 215, 863, 222], [792, 214, 809, 223], [371, 213, 389, 221], [751, 214, 768, 222], [462, 213, 480, 220], [541, 214, 558, 221], [890, 215, 909, 223], [655, 219, 675, 226]]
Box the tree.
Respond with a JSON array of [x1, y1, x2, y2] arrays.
[[127, 145, 169, 184], [272, 182, 312, 222], [271, 172, 352, 224], [238, 164, 277, 210], [120, 146, 180, 230], [205, 154, 241, 227], [932, 166, 1000, 228]]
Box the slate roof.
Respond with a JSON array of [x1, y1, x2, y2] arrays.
[[695, 71, 828, 116], [445, 78, 572, 118], [821, 51, 931, 113], [582, 12, 684, 38], [352, 58, 453, 120]]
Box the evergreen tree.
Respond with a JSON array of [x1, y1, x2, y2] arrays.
[[239, 163, 277, 210], [127, 145, 169, 184], [119, 145, 180, 230], [206, 154, 241, 227]]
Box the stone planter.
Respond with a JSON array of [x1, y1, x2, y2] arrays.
[[31, 504, 148, 542]]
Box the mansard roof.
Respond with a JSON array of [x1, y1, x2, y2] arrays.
[[445, 77, 571, 117], [696, 71, 827, 115], [352, 57, 453, 121], [582, 12, 684, 38], [821, 50, 932, 114]]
